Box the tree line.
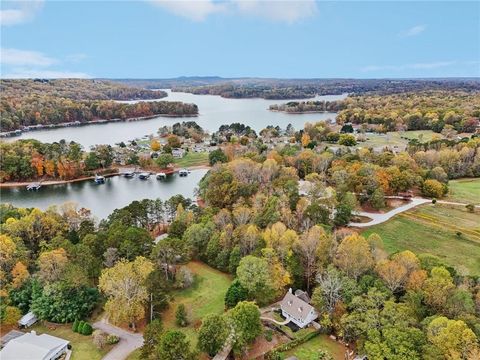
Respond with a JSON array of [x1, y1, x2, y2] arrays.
[[0, 79, 199, 131]]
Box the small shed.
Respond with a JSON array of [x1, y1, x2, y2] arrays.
[[18, 312, 38, 328]]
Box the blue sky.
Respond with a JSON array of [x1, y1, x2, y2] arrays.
[[1, 0, 479, 79]]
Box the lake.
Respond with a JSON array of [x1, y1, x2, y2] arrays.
[[7, 90, 346, 148], [1, 169, 208, 220]]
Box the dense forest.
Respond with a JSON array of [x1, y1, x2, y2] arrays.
[[270, 100, 345, 113], [0, 80, 198, 132], [116, 77, 480, 98], [1, 79, 167, 101], [2, 133, 480, 358], [336, 91, 480, 133]]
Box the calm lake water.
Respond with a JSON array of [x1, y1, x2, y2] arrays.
[[8, 90, 346, 148], [1, 169, 207, 219]]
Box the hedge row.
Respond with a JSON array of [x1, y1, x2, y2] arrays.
[[265, 329, 321, 356]]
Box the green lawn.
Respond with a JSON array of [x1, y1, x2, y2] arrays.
[[31, 323, 112, 360], [358, 130, 439, 148], [125, 348, 141, 360], [447, 178, 480, 204], [174, 152, 209, 168], [281, 334, 346, 360], [362, 204, 480, 275], [161, 261, 232, 346]]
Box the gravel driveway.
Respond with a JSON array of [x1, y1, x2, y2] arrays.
[[93, 319, 143, 360]]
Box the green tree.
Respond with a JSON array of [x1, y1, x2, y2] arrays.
[[156, 154, 175, 169], [175, 304, 188, 327], [228, 301, 262, 351], [209, 149, 228, 166], [141, 319, 163, 359], [225, 279, 248, 308], [236, 256, 273, 303], [338, 134, 357, 146], [198, 314, 229, 356], [156, 330, 196, 360]]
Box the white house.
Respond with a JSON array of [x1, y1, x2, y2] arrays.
[[18, 311, 38, 328], [280, 289, 318, 328], [0, 331, 69, 360], [172, 148, 186, 158]]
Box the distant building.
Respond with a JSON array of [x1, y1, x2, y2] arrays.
[[280, 289, 318, 328], [0, 330, 69, 360], [172, 148, 186, 158]]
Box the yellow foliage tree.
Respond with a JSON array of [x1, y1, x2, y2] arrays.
[[335, 234, 374, 280], [11, 261, 29, 289], [98, 257, 154, 330]]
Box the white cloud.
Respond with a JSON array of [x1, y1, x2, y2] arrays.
[[2, 68, 91, 79], [400, 24, 426, 37], [1, 48, 57, 66], [1, 48, 90, 79], [0, 0, 44, 26], [233, 0, 317, 24], [361, 61, 456, 72], [148, 0, 317, 23], [148, 0, 227, 21]]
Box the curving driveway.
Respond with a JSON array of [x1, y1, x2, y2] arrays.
[[349, 197, 479, 228], [349, 197, 432, 228], [93, 319, 143, 360]]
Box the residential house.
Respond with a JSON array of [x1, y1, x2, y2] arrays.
[[280, 289, 318, 328], [172, 148, 186, 158], [0, 331, 69, 360]]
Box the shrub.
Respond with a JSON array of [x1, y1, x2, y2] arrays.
[[82, 322, 93, 335], [265, 329, 273, 342], [92, 330, 107, 349], [78, 320, 86, 333], [466, 204, 475, 213], [72, 319, 79, 333], [106, 334, 120, 344], [175, 304, 188, 327]]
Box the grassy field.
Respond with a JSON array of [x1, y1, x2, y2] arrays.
[[31, 323, 112, 360], [362, 204, 480, 275], [280, 334, 346, 360], [447, 178, 480, 204], [174, 152, 209, 168], [358, 130, 439, 148], [161, 261, 232, 346]]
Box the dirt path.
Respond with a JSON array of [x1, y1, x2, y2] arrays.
[[93, 319, 143, 360]]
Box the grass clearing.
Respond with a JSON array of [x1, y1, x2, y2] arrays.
[[174, 152, 209, 168], [447, 178, 480, 204], [358, 130, 439, 148], [280, 334, 346, 360], [362, 204, 480, 275], [31, 323, 112, 360], [161, 261, 232, 346]]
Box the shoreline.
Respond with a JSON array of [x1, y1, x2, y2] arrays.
[[0, 165, 211, 189], [269, 109, 333, 114], [0, 113, 199, 139]]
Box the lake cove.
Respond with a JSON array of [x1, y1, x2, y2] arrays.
[[1, 169, 208, 220], [8, 90, 346, 148]]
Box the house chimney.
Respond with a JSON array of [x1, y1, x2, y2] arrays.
[[288, 288, 293, 294]]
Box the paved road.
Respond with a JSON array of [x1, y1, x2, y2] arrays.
[[93, 319, 143, 360], [349, 197, 479, 228], [349, 197, 431, 228]]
